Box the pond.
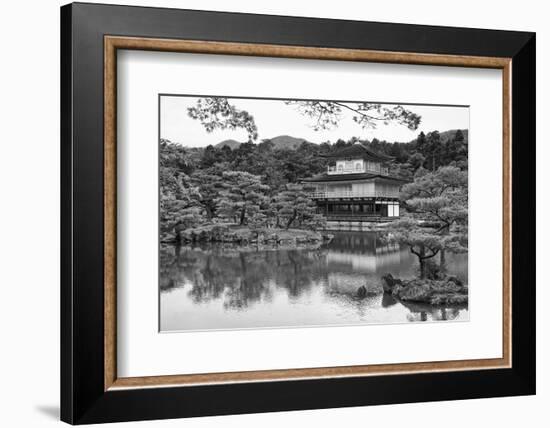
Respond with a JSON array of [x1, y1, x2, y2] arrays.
[[160, 231, 468, 332]]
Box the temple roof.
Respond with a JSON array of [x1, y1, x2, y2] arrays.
[[322, 142, 394, 162], [303, 172, 408, 183]]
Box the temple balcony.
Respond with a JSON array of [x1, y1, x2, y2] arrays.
[[327, 165, 390, 176], [310, 189, 399, 199], [324, 214, 398, 223]]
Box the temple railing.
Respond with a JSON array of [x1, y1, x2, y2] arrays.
[[324, 214, 398, 222], [310, 190, 399, 199], [327, 166, 390, 175]]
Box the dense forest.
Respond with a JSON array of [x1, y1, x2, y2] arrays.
[[160, 129, 467, 235], [164, 129, 467, 183]]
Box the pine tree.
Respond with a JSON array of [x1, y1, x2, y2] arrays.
[[274, 184, 325, 229], [160, 172, 203, 240], [390, 166, 468, 278], [425, 131, 442, 171], [159, 140, 203, 240], [415, 131, 428, 157], [215, 171, 269, 225], [190, 167, 224, 220]]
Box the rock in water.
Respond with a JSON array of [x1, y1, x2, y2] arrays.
[[357, 285, 367, 298], [381, 274, 468, 305], [446, 275, 463, 287], [381, 274, 403, 293]]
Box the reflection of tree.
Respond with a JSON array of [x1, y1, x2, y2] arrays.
[[402, 300, 464, 322], [159, 245, 194, 291], [161, 245, 333, 311], [279, 250, 318, 298], [432, 307, 460, 321], [223, 252, 272, 310], [186, 253, 227, 303]]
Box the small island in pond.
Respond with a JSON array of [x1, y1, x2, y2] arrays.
[[159, 95, 469, 331]]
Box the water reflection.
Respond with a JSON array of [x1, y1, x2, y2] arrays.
[[160, 232, 468, 331]]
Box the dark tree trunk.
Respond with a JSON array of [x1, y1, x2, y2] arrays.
[[418, 245, 426, 279], [411, 244, 439, 280], [240, 206, 246, 225], [173, 221, 183, 245], [286, 209, 297, 229], [440, 249, 447, 273], [203, 203, 214, 219]]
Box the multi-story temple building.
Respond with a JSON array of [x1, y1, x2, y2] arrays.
[[303, 142, 407, 225]]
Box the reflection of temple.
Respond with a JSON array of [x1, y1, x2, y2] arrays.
[[324, 232, 404, 295], [303, 143, 407, 227], [326, 233, 402, 272], [327, 244, 402, 271]]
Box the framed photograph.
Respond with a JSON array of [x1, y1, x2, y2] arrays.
[[61, 2, 535, 424]]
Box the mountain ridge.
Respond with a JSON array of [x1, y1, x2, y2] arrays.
[[215, 129, 468, 150], [216, 135, 311, 151]]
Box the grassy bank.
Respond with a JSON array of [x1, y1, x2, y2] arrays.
[[164, 223, 333, 247]]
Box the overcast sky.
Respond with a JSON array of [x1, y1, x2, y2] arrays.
[[160, 95, 469, 147]]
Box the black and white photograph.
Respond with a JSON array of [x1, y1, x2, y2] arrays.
[[159, 95, 469, 332]]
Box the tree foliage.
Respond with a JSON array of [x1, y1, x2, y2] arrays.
[[189, 167, 224, 219], [388, 218, 443, 279], [160, 140, 203, 239], [284, 101, 421, 131], [187, 97, 422, 141], [388, 166, 468, 278], [215, 171, 270, 225], [401, 165, 468, 233], [187, 97, 259, 141], [274, 183, 326, 229]]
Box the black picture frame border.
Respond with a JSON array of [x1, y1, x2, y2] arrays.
[[61, 2, 535, 424]]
